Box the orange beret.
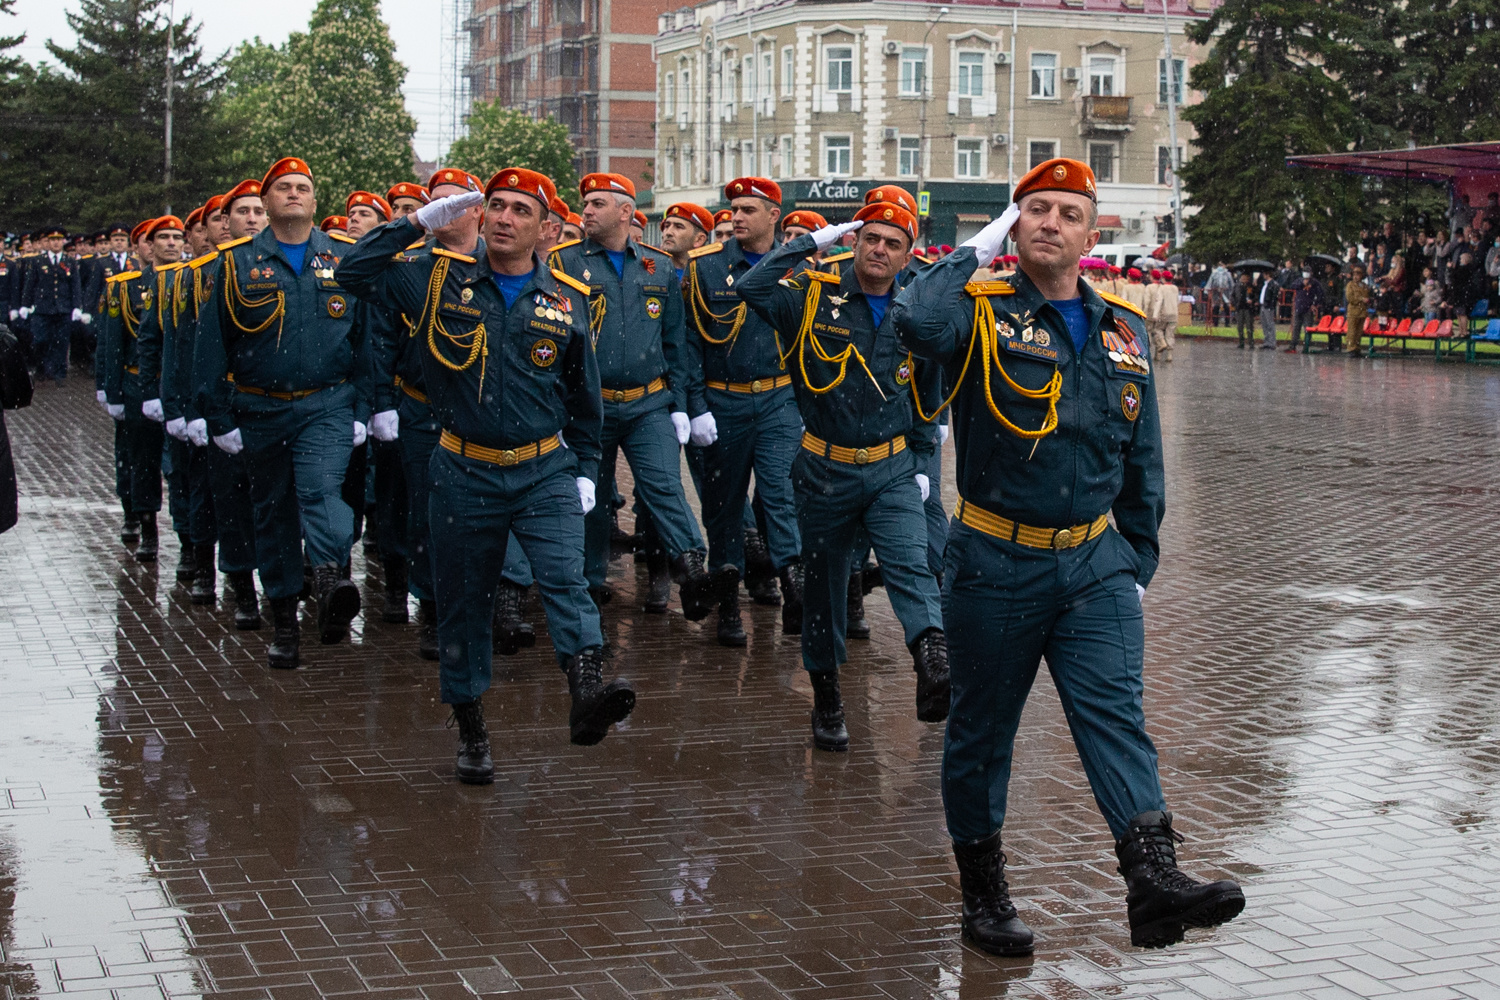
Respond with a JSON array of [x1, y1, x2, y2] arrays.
[[632, 210, 648, 229], [713, 209, 733, 225], [387, 183, 430, 206], [665, 202, 714, 233], [345, 191, 392, 220], [548, 195, 571, 220], [427, 168, 482, 194], [319, 216, 349, 233], [183, 206, 205, 229], [1013, 157, 1097, 204], [1127, 267, 1142, 278], [724, 176, 780, 205], [223, 179, 263, 208], [853, 202, 917, 243], [203, 194, 227, 218], [485, 167, 556, 209], [146, 216, 184, 238], [864, 184, 918, 216], [781, 210, 828, 232], [565, 212, 582, 227], [262, 157, 313, 190], [581, 172, 636, 199], [130, 219, 155, 244]]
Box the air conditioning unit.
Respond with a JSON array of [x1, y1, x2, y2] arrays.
[[883, 40, 901, 56], [993, 52, 1010, 66], [1126, 217, 1144, 233], [884, 127, 899, 141], [1062, 66, 1080, 82], [990, 132, 1008, 146]]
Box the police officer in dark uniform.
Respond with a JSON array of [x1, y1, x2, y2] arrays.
[[20, 227, 84, 383], [547, 172, 714, 622], [738, 200, 950, 751], [195, 158, 370, 668], [86, 225, 135, 329], [891, 158, 1245, 956], [338, 169, 635, 783]]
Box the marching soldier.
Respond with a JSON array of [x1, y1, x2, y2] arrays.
[[20, 226, 84, 384], [891, 158, 1244, 956], [658, 202, 712, 280], [134, 218, 191, 579], [737, 202, 949, 751], [195, 158, 370, 669], [547, 173, 714, 622], [96, 219, 154, 547], [338, 171, 635, 781], [711, 209, 734, 244], [320, 216, 349, 238], [387, 182, 429, 220], [560, 213, 583, 244], [681, 177, 803, 646]]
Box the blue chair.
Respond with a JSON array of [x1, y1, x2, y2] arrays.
[[1472, 299, 1490, 318], [1485, 319, 1500, 342]]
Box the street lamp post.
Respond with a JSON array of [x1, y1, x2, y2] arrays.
[[916, 5, 949, 241]]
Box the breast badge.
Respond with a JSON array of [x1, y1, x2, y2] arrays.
[[1120, 382, 1141, 421], [896, 359, 912, 385], [531, 339, 558, 367], [327, 294, 347, 318], [645, 297, 662, 319]]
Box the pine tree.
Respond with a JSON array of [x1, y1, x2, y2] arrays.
[[446, 102, 580, 208], [0, 0, 24, 80], [221, 0, 417, 211]]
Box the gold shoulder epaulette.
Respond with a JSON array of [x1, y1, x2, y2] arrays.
[[965, 280, 1015, 296], [188, 251, 219, 270], [1099, 290, 1147, 320], [328, 233, 357, 245], [552, 268, 590, 295], [404, 238, 427, 250], [216, 236, 252, 251], [639, 243, 669, 257], [550, 238, 582, 253], [688, 243, 723, 259], [822, 247, 853, 260], [807, 270, 842, 284], [109, 271, 142, 283], [159, 261, 188, 271], [432, 247, 475, 263]]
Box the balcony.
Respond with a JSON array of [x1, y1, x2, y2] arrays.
[[1081, 95, 1133, 134]]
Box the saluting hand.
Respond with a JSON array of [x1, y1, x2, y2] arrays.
[[412, 191, 485, 232], [811, 220, 864, 251], [961, 203, 1022, 268]]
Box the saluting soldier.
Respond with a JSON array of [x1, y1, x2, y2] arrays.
[[194, 158, 371, 669], [547, 173, 714, 621], [338, 171, 635, 782], [20, 226, 85, 384], [737, 201, 950, 751], [387, 182, 429, 221], [891, 158, 1244, 956]]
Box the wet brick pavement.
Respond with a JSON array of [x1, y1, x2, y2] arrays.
[[2, 341, 1500, 1000]]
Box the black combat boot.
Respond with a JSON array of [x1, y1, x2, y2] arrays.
[[492, 579, 535, 654], [175, 533, 198, 583], [809, 671, 848, 751], [228, 571, 261, 629], [417, 599, 440, 661], [1114, 811, 1245, 948], [588, 584, 613, 610], [381, 558, 409, 623], [779, 561, 804, 635], [743, 529, 780, 606], [953, 832, 1035, 956], [120, 505, 140, 545], [643, 547, 671, 614], [313, 563, 361, 644], [715, 566, 746, 647], [135, 513, 159, 562], [671, 549, 715, 621], [846, 569, 870, 640], [267, 596, 300, 669], [565, 647, 635, 746], [910, 627, 951, 722], [189, 543, 216, 605], [449, 699, 495, 784]]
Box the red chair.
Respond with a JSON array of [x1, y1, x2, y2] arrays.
[[1419, 319, 1439, 336], [1313, 315, 1334, 332], [1331, 316, 1347, 333], [1395, 318, 1413, 335], [1436, 319, 1454, 337]]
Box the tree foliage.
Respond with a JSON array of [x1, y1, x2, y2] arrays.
[[446, 102, 580, 208]]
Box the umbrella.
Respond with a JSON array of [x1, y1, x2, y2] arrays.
[[1305, 252, 1344, 269], [1231, 258, 1276, 271]]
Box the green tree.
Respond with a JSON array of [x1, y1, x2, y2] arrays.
[[0, 0, 24, 80], [220, 0, 416, 211], [446, 102, 579, 208]]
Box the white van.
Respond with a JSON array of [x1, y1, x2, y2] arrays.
[[1090, 244, 1160, 269]]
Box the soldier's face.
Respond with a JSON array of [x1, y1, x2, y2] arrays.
[[187, 223, 211, 256], [561, 223, 583, 242], [483, 191, 544, 258], [109, 234, 130, 253], [730, 198, 778, 244], [265, 175, 316, 224], [151, 230, 184, 264], [782, 225, 812, 242], [713, 222, 734, 243], [43, 236, 65, 252], [391, 198, 425, 219], [227, 197, 267, 239], [852, 224, 912, 285], [345, 205, 385, 239], [658, 217, 705, 255], [206, 211, 230, 247], [1013, 192, 1099, 272], [542, 214, 563, 248], [582, 192, 631, 241]]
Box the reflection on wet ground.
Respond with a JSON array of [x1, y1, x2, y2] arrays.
[[2, 342, 1499, 999]]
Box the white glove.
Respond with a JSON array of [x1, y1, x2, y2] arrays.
[[577, 477, 596, 514], [961, 203, 1022, 268], [412, 191, 485, 232], [915, 473, 930, 502], [352, 421, 368, 447], [186, 418, 209, 447], [811, 220, 864, 251], [18, 306, 30, 320], [71, 308, 83, 322], [96, 389, 107, 406], [107, 403, 125, 421], [142, 398, 164, 422], [937, 423, 949, 445], [81, 312, 92, 326], [214, 428, 244, 454], [1136, 582, 1146, 602], [689, 412, 718, 447], [370, 410, 399, 441], [166, 417, 188, 441], [670, 411, 691, 445]]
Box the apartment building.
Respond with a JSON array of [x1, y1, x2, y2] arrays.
[[652, 0, 1212, 244]]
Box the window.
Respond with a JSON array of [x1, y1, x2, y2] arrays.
[[957, 51, 986, 98], [824, 135, 852, 176], [1030, 53, 1056, 98], [662, 152, 675, 188], [956, 138, 983, 178], [761, 51, 773, 110], [664, 72, 675, 117], [826, 46, 853, 92], [678, 68, 690, 124], [1089, 142, 1114, 183], [782, 46, 793, 96], [1088, 55, 1115, 97], [1157, 145, 1182, 185], [1028, 141, 1056, 169], [742, 54, 755, 103], [559, 46, 582, 78], [779, 135, 793, 177], [898, 136, 921, 177], [554, 0, 582, 25], [1158, 58, 1185, 105], [899, 47, 926, 95]]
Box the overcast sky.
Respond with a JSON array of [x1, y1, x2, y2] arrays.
[[9, 0, 450, 161]]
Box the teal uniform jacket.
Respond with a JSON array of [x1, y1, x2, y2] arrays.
[[681, 236, 787, 384], [193, 227, 372, 436], [367, 235, 437, 413], [134, 262, 184, 406], [161, 255, 216, 422], [548, 237, 703, 419], [334, 218, 604, 484], [890, 247, 1164, 585], [100, 265, 154, 405]]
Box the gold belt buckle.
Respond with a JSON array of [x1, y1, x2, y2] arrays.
[[499, 449, 519, 466], [1052, 528, 1074, 549], [611, 389, 626, 403], [853, 447, 870, 464], [750, 379, 763, 393]]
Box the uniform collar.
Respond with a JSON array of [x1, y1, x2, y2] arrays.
[[725, 235, 780, 269], [837, 265, 896, 303], [252, 225, 328, 271], [580, 236, 637, 260], [1003, 267, 1109, 364]]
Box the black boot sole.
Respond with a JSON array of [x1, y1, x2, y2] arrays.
[[916, 676, 952, 723], [267, 648, 299, 670], [747, 582, 781, 606], [1129, 886, 1246, 949], [189, 588, 217, 606], [847, 620, 870, 640], [961, 921, 1036, 957], [678, 575, 714, 622], [382, 596, 410, 624], [811, 713, 849, 752], [644, 588, 670, 613], [318, 580, 361, 644], [235, 610, 263, 630], [135, 549, 158, 563], [570, 683, 636, 746], [455, 761, 495, 785], [716, 626, 747, 648]]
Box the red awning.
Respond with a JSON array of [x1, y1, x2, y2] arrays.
[[1286, 142, 1500, 201], [1097, 214, 1124, 228]]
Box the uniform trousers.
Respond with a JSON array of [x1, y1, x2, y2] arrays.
[[941, 523, 1166, 842], [921, 444, 948, 579], [428, 445, 603, 704], [699, 386, 801, 573], [207, 447, 257, 574], [1346, 313, 1367, 355], [233, 382, 356, 599], [31, 314, 69, 382], [793, 448, 943, 674], [397, 397, 441, 601], [372, 438, 407, 562], [113, 421, 131, 513], [121, 384, 164, 514], [163, 438, 193, 537]]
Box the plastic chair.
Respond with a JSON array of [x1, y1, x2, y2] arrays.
[[1436, 319, 1453, 337], [1331, 316, 1347, 333], [1313, 315, 1333, 332], [1487, 319, 1500, 341], [1395, 318, 1413, 335], [1473, 299, 1491, 318], [1419, 319, 1440, 336]]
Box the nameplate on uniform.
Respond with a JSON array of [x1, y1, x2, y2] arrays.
[[529, 319, 570, 338], [243, 281, 281, 293], [440, 300, 483, 320], [812, 319, 852, 341], [1002, 338, 1060, 363]]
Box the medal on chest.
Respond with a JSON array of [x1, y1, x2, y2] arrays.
[[1103, 318, 1150, 374]]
